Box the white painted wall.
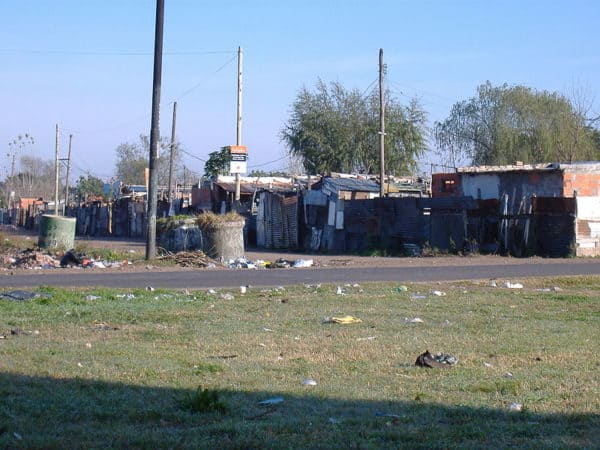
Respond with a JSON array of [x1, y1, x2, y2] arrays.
[[576, 196, 600, 220]]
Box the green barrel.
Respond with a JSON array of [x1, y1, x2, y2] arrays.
[[38, 214, 77, 250]]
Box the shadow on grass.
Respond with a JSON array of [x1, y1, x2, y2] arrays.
[[0, 372, 597, 449]]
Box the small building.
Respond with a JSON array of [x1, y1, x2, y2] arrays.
[[432, 162, 600, 256]]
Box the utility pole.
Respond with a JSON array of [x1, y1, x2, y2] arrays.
[[167, 101, 177, 201], [379, 48, 386, 198], [146, 0, 164, 260], [234, 46, 243, 202], [54, 123, 60, 215], [60, 134, 72, 215]]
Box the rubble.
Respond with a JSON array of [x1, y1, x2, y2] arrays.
[[156, 250, 220, 268]]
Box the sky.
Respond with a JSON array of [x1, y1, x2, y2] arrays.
[[1, 0, 599, 182]]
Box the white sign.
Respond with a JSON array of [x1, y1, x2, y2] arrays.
[[230, 160, 247, 174]]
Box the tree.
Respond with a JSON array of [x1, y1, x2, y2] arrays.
[[115, 135, 181, 185], [4, 155, 59, 201], [3, 133, 35, 205], [73, 174, 106, 202], [281, 79, 428, 175], [203, 147, 230, 178], [434, 81, 600, 166]]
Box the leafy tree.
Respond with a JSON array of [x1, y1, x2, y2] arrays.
[[281, 79, 428, 175], [434, 81, 600, 166], [73, 174, 106, 202], [204, 147, 231, 178], [115, 135, 181, 185], [248, 169, 288, 177]]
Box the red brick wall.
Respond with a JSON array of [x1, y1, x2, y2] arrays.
[[431, 173, 462, 198], [563, 172, 600, 197]]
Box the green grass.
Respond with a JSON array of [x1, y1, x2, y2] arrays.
[[1, 276, 599, 449]]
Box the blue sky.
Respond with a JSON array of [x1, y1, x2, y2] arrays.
[[1, 0, 599, 180]]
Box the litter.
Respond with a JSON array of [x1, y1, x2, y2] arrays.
[[483, 362, 493, 368], [395, 285, 408, 292], [207, 289, 217, 295], [336, 286, 344, 295], [146, 286, 155, 292], [504, 282, 523, 289], [431, 290, 446, 296], [410, 294, 427, 300], [415, 350, 458, 368], [375, 412, 403, 419], [405, 317, 424, 324], [116, 293, 136, 299], [220, 293, 235, 300], [293, 259, 313, 268], [323, 315, 362, 324], [302, 378, 317, 386], [91, 261, 106, 269], [304, 283, 321, 289], [0, 290, 50, 302], [239, 286, 247, 294], [504, 372, 514, 378], [356, 336, 377, 341], [258, 396, 284, 405], [85, 295, 101, 301], [508, 402, 522, 412]]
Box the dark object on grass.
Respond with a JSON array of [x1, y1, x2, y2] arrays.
[[185, 386, 226, 413], [0, 290, 49, 302], [415, 350, 458, 368], [60, 249, 85, 267]]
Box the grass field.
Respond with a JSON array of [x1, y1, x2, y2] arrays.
[[1, 276, 599, 449]]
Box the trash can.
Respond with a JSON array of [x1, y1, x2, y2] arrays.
[[38, 214, 76, 250]]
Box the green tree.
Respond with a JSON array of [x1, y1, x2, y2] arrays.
[[115, 135, 181, 185], [434, 81, 600, 166], [73, 174, 106, 202], [281, 79, 428, 175], [204, 147, 231, 178]]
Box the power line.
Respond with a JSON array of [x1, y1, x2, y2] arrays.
[[0, 48, 236, 56], [248, 155, 288, 169]]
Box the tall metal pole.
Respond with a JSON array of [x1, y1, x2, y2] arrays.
[[146, 0, 164, 260], [234, 46, 243, 202], [379, 48, 385, 198], [63, 133, 72, 214], [168, 101, 177, 201], [54, 123, 60, 215]]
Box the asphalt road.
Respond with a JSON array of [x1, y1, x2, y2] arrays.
[[1, 260, 599, 289]]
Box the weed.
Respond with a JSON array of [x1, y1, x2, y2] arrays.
[[184, 386, 226, 413]]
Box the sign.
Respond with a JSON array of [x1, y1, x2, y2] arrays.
[[230, 161, 247, 174], [230, 153, 247, 162]]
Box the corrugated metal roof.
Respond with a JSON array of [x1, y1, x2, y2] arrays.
[[322, 177, 380, 193], [456, 163, 558, 173], [215, 180, 294, 194]]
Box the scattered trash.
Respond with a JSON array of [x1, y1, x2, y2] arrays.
[[415, 350, 458, 368], [336, 286, 344, 295], [0, 290, 50, 302], [77, 362, 84, 368], [220, 293, 234, 300], [116, 293, 136, 300], [13, 432, 22, 440], [328, 417, 341, 424], [146, 286, 155, 292], [483, 362, 493, 368], [262, 327, 274, 332], [207, 289, 217, 295], [488, 280, 497, 287], [375, 412, 404, 419], [85, 342, 92, 348], [91, 261, 106, 269], [405, 317, 424, 324], [410, 294, 427, 300], [323, 315, 362, 324], [395, 285, 408, 292], [85, 295, 101, 301], [239, 285, 247, 294], [552, 286, 562, 292], [293, 259, 313, 268], [304, 283, 321, 289], [356, 336, 377, 341], [60, 249, 85, 267], [302, 378, 317, 386], [431, 290, 446, 296], [508, 402, 523, 412], [504, 372, 514, 378], [504, 282, 523, 289], [258, 396, 284, 405], [11, 328, 30, 336]]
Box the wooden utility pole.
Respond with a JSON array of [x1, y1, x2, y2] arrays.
[[54, 123, 60, 215], [234, 46, 243, 202], [167, 101, 177, 201], [146, 0, 165, 260], [379, 48, 385, 198]]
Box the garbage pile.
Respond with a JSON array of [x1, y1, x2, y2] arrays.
[[226, 257, 314, 269], [156, 250, 219, 268]]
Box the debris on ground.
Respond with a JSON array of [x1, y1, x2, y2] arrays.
[[405, 317, 424, 324], [11, 249, 61, 269], [156, 250, 220, 268], [504, 281, 524, 289], [323, 315, 362, 324], [302, 378, 317, 386], [292, 259, 313, 268], [395, 285, 408, 292], [258, 396, 284, 405], [0, 290, 51, 302], [415, 350, 458, 368], [431, 290, 446, 296], [508, 402, 523, 412]]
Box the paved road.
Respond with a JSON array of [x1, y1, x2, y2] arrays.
[[1, 260, 599, 289]]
